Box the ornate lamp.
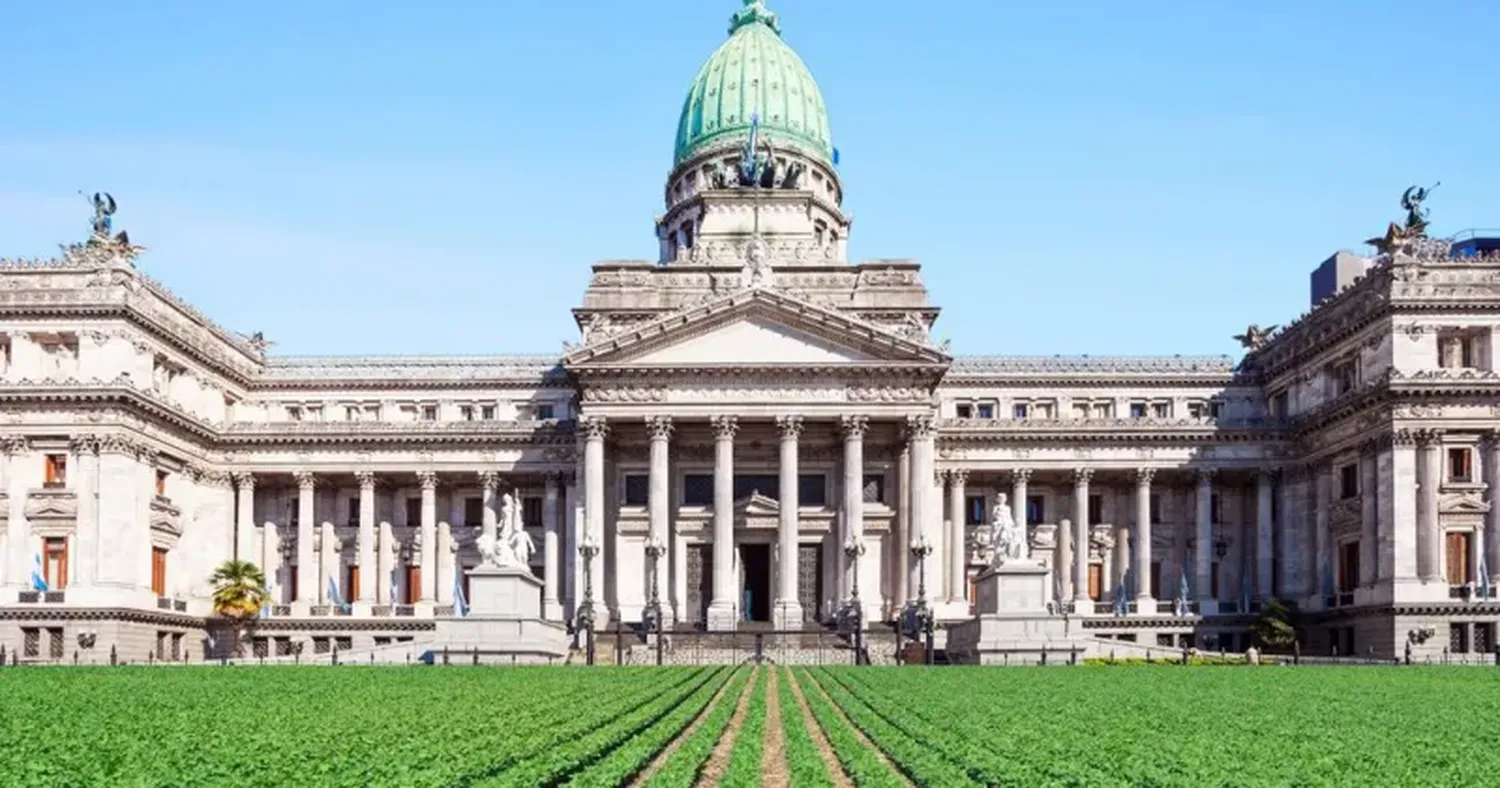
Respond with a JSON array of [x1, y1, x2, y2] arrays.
[[644, 535, 667, 665], [909, 533, 936, 665], [577, 531, 600, 665], [843, 536, 867, 664]]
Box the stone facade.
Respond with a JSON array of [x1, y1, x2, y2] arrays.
[[3, 2, 1499, 664]]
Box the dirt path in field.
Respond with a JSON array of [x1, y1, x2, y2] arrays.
[[628, 667, 741, 787], [803, 669, 913, 787], [785, 667, 852, 788], [760, 667, 789, 788], [693, 664, 760, 787]]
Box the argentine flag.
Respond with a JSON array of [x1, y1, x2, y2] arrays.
[[327, 577, 348, 614], [1480, 550, 1492, 600], [31, 552, 48, 592], [740, 111, 760, 183], [1175, 570, 1190, 617], [453, 572, 469, 618], [391, 565, 402, 611], [262, 573, 277, 618]]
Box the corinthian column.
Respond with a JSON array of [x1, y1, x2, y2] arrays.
[[356, 471, 376, 604], [906, 415, 937, 600], [841, 415, 869, 603], [1072, 468, 1092, 606], [417, 471, 437, 603], [233, 472, 256, 563], [1135, 468, 1155, 606], [543, 472, 562, 620], [294, 471, 316, 607], [646, 416, 672, 621], [775, 415, 804, 628], [945, 469, 968, 603], [581, 417, 608, 629], [708, 415, 738, 630], [1196, 468, 1216, 613], [1255, 469, 1275, 598]]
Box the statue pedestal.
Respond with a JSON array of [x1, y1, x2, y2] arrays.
[[427, 566, 568, 665], [947, 560, 1091, 665]]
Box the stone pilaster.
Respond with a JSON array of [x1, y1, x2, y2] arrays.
[[945, 468, 967, 603], [1255, 468, 1275, 598], [906, 415, 937, 603], [233, 471, 256, 564], [1195, 468, 1215, 613], [1415, 430, 1443, 583], [894, 443, 911, 606]]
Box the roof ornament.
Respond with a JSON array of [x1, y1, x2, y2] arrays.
[[730, 0, 781, 36], [81, 191, 133, 249], [1233, 324, 1278, 351], [239, 331, 275, 355], [1367, 182, 1444, 257]]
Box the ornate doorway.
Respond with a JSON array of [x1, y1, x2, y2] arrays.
[[798, 544, 822, 625], [739, 544, 771, 622], [686, 544, 712, 627]]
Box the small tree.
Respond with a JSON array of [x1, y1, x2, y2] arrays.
[[208, 560, 268, 656], [1250, 598, 1298, 651]]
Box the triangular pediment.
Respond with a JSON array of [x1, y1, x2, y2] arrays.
[[565, 288, 949, 368], [735, 493, 780, 516], [1439, 493, 1490, 515]]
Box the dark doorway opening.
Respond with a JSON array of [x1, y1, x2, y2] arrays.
[[688, 544, 712, 627], [739, 544, 771, 622]]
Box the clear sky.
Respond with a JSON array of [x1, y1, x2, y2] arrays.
[[2, 0, 1495, 358]]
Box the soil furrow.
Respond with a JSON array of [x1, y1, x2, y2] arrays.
[[802, 670, 913, 787], [785, 667, 852, 788], [693, 664, 760, 787], [627, 668, 738, 787], [760, 667, 789, 788]]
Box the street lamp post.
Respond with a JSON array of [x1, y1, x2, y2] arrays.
[[910, 534, 935, 665], [843, 536, 866, 665], [645, 536, 667, 666], [577, 531, 600, 666]]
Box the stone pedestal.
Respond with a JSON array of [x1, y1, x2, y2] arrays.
[[947, 560, 1091, 665], [427, 566, 568, 665], [706, 601, 738, 632]]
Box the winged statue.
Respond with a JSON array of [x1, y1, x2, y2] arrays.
[[1233, 324, 1279, 351]]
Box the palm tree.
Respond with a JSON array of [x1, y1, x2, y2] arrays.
[[208, 560, 268, 656]]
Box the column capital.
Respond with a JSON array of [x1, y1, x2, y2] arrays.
[[478, 470, 500, 491], [776, 414, 804, 440], [416, 470, 438, 491], [1009, 467, 1032, 485], [1414, 427, 1445, 447], [1479, 430, 1500, 452], [1253, 466, 1278, 482], [904, 414, 936, 440], [0, 435, 29, 456], [840, 414, 870, 440], [543, 471, 564, 493], [1359, 437, 1381, 458], [233, 470, 256, 489], [293, 471, 317, 491], [711, 415, 739, 440], [1196, 467, 1216, 484], [1135, 467, 1155, 486], [68, 434, 99, 455], [1072, 467, 1093, 486], [580, 416, 609, 441], [645, 415, 674, 441], [946, 468, 969, 487], [355, 470, 376, 490], [1392, 428, 1417, 448]]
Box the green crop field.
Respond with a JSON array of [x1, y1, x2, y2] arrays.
[[2, 665, 1498, 786]]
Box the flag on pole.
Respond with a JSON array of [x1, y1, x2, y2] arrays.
[[390, 565, 402, 612], [1175, 570, 1190, 617], [452, 571, 469, 618], [1112, 569, 1129, 616], [31, 552, 48, 593], [740, 111, 760, 184], [832, 147, 841, 167], [262, 572, 276, 618], [327, 577, 348, 614], [1240, 566, 1254, 612]]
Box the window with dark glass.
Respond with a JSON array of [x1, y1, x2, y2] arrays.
[[1338, 542, 1359, 592], [405, 497, 421, 526], [955, 403, 973, 419], [1025, 495, 1045, 526], [684, 474, 714, 506], [1449, 448, 1473, 483], [1129, 402, 1147, 419], [975, 403, 995, 419], [1087, 494, 1103, 524], [861, 474, 884, 504], [797, 474, 826, 507], [346, 497, 360, 527], [1149, 493, 1162, 524], [623, 474, 649, 506], [537, 404, 555, 420], [523, 497, 542, 527], [43, 454, 66, 487], [464, 497, 483, 527], [733, 474, 778, 500], [1339, 463, 1359, 498], [965, 495, 986, 526], [1210, 493, 1222, 523]]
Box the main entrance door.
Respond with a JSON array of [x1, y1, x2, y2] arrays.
[[739, 544, 771, 622]]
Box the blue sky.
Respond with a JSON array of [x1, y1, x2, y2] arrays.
[[2, 0, 1495, 358]]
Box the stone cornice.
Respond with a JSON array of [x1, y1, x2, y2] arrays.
[[220, 419, 577, 447], [0, 605, 201, 627], [256, 355, 568, 390], [945, 355, 1238, 386], [938, 416, 1286, 445]]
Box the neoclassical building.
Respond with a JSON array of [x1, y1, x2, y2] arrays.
[[3, 1, 1498, 662]]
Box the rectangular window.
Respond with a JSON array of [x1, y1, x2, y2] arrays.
[[1071, 402, 1090, 420], [43, 454, 66, 487], [1338, 542, 1359, 592], [1087, 494, 1103, 525], [1210, 493, 1222, 524], [965, 495, 986, 526], [1149, 493, 1161, 524], [1091, 401, 1112, 418], [733, 474, 778, 500], [1012, 402, 1030, 419], [1438, 333, 1476, 369], [459, 405, 474, 421], [1269, 391, 1289, 418], [151, 547, 168, 597], [1033, 402, 1055, 419], [861, 474, 885, 505], [523, 497, 542, 527], [345, 405, 360, 421], [1025, 495, 1045, 526], [1331, 361, 1356, 396], [286, 405, 303, 421], [346, 565, 360, 602], [364, 404, 381, 421], [1208, 401, 1224, 419], [305, 405, 323, 421], [43, 537, 67, 590], [1129, 402, 1147, 419], [347, 497, 359, 527], [480, 405, 496, 421], [1152, 561, 1165, 600], [405, 497, 422, 526], [1187, 401, 1208, 419], [684, 474, 715, 506], [1449, 448, 1473, 483], [155, 469, 168, 497], [464, 497, 483, 527], [1339, 464, 1359, 499], [975, 403, 995, 420], [797, 474, 826, 507], [1446, 531, 1473, 586], [421, 405, 438, 421], [537, 404, 556, 420], [955, 403, 973, 419], [623, 474, 649, 506], [1150, 401, 1170, 418]]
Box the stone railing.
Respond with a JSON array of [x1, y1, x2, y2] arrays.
[[938, 415, 1285, 431]]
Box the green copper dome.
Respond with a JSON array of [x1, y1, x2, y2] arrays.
[[673, 1, 833, 167]]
